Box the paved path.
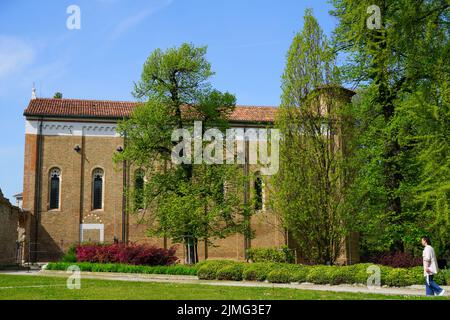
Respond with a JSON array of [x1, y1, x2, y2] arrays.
[[2, 269, 448, 297]]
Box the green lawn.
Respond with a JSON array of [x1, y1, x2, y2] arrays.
[[0, 274, 447, 300]]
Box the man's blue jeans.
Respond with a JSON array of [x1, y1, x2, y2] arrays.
[[425, 275, 444, 296]]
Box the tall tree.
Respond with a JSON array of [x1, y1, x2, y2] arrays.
[[115, 43, 245, 263], [273, 9, 352, 264], [331, 0, 449, 255]]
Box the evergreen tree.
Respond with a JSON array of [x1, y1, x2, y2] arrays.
[[274, 9, 352, 264]]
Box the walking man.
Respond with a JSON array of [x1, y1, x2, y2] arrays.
[[422, 236, 445, 296]]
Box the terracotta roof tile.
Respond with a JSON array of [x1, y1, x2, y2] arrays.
[[24, 98, 277, 123]]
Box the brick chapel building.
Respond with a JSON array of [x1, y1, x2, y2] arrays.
[[21, 87, 359, 264]]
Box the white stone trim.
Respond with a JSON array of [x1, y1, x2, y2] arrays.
[[25, 120, 120, 137], [80, 223, 104, 242], [24, 121, 274, 139]]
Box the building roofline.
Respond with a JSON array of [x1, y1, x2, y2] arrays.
[[23, 98, 279, 123]]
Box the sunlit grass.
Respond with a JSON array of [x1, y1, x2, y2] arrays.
[[0, 274, 447, 300]]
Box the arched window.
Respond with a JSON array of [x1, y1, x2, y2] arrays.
[[134, 169, 145, 210], [92, 168, 104, 210], [254, 173, 263, 211], [49, 168, 61, 209]]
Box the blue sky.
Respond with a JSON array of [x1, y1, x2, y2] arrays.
[[0, 0, 338, 200]]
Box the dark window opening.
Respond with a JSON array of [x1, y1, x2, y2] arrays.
[[254, 175, 263, 211], [93, 169, 103, 210], [49, 169, 60, 209]]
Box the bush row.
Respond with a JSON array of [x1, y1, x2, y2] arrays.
[[246, 246, 295, 264], [197, 260, 450, 287], [73, 243, 178, 266], [47, 259, 450, 287], [45, 262, 197, 276]]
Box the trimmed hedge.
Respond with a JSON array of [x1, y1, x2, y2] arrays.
[[217, 264, 245, 281], [306, 266, 334, 284], [196, 260, 236, 280], [247, 246, 295, 263], [45, 262, 197, 276], [46, 260, 450, 287], [267, 269, 292, 283], [243, 262, 279, 281], [197, 260, 450, 287]]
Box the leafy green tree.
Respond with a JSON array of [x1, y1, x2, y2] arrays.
[[331, 0, 449, 255], [53, 92, 63, 99], [273, 9, 353, 264], [115, 43, 246, 263]]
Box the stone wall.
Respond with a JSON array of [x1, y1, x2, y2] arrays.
[[0, 191, 22, 265]]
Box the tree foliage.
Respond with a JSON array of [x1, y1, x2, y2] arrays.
[[273, 9, 353, 264], [331, 0, 450, 255], [115, 43, 246, 263]]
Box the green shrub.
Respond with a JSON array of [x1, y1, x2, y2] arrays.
[[197, 266, 217, 280], [433, 269, 448, 286], [406, 267, 424, 285], [441, 269, 450, 285], [383, 268, 414, 287], [382, 266, 434, 287], [217, 264, 245, 281], [61, 245, 77, 263], [290, 266, 310, 283], [345, 263, 374, 284], [328, 266, 355, 285], [306, 266, 335, 284], [196, 260, 235, 280], [195, 259, 233, 269], [247, 246, 295, 263], [267, 269, 292, 283], [243, 262, 291, 281], [243, 263, 274, 281]]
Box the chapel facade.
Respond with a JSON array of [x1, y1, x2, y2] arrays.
[[21, 87, 359, 264]]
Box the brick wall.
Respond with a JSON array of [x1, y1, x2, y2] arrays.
[[22, 117, 357, 264], [0, 194, 22, 265]]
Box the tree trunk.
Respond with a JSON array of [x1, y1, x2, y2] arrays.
[[184, 236, 198, 265]]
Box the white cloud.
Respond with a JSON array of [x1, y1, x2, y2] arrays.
[[20, 58, 69, 88], [109, 0, 173, 40], [0, 35, 69, 98], [0, 35, 35, 79]]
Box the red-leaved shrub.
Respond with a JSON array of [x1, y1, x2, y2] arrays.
[[76, 243, 178, 266], [369, 251, 422, 268]]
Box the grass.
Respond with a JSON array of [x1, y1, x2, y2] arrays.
[[0, 274, 448, 300]]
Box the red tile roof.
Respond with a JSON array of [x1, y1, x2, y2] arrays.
[[24, 98, 277, 123]]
